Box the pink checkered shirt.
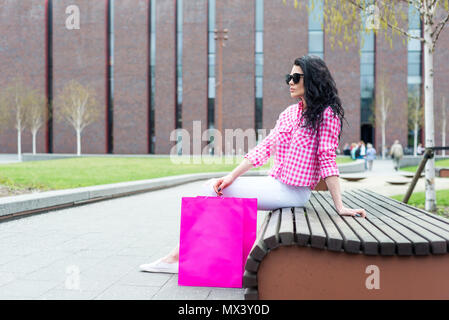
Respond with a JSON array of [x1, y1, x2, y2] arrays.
[[244, 100, 341, 190]]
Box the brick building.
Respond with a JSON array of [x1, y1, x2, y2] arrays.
[[0, 0, 448, 156]]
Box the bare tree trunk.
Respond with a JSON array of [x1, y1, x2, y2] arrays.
[[382, 123, 386, 160], [76, 129, 81, 156], [443, 117, 447, 157], [413, 119, 418, 157], [381, 90, 387, 160], [32, 131, 37, 155], [423, 3, 436, 212], [443, 97, 446, 157], [17, 128, 22, 162]]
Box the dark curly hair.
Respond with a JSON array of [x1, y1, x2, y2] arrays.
[[294, 55, 346, 140]]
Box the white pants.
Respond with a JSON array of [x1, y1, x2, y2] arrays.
[[197, 175, 311, 211]]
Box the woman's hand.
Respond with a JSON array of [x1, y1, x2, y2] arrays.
[[213, 174, 236, 196], [337, 206, 367, 218]]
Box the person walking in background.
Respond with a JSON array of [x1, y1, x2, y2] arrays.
[[350, 142, 358, 160], [354, 141, 365, 161], [358, 141, 367, 170], [366, 143, 376, 171], [343, 143, 351, 156], [417, 143, 425, 155], [360, 141, 366, 158], [355, 142, 362, 159], [389, 140, 404, 171]]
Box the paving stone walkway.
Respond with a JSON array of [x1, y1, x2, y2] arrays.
[[1, 158, 448, 299], [0, 177, 268, 300]]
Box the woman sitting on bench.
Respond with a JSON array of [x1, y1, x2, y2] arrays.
[[140, 54, 367, 274]]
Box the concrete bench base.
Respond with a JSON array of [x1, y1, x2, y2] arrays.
[[256, 245, 449, 300], [437, 168, 449, 177]]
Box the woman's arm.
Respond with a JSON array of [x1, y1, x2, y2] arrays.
[[214, 113, 284, 196], [214, 158, 255, 196], [243, 120, 280, 168], [325, 175, 367, 218], [229, 157, 254, 180], [317, 107, 367, 218]]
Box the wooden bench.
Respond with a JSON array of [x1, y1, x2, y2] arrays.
[[243, 189, 449, 299], [436, 167, 449, 178]]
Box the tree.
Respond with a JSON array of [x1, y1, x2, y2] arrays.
[[285, 0, 449, 212], [25, 89, 47, 155], [371, 74, 392, 160], [54, 80, 101, 156], [408, 89, 424, 156], [0, 89, 8, 136], [439, 96, 448, 156], [0, 77, 29, 162]]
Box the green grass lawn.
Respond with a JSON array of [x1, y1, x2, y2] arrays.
[[393, 159, 449, 218], [401, 159, 449, 172], [0, 156, 353, 191], [391, 189, 449, 218], [335, 156, 355, 164]]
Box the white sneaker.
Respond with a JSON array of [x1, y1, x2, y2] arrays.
[[139, 258, 179, 274]]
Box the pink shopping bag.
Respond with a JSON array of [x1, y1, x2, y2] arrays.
[[178, 196, 257, 288]]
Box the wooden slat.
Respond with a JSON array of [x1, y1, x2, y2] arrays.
[[243, 270, 257, 288], [352, 190, 448, 254], [263, 208, 281, 250], [317, 191, 376, 254], [343, 192, 414, 255], [249, 211, 271, 262], [337, 192, 396, 256], [312, 192, 361, 253], [244, 288, 258, 300], [349, 190, 446, 254], [308, 193, 344, 251], [357, 189, 449, 231], [293, 207, 311, 246], [345, 191, 431, 255], [303, 200, 326, 249], [278, 207, 294, 245], [358, 188, 449, 228]]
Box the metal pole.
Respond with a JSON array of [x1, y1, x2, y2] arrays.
[[216, 16, 223, 157], [214, 12, 227, 157], [402, 148, 434, 204]]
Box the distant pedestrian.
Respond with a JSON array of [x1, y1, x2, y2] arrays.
[[389, 140, 404, 171], [417, 143, 425, 155], [358, 141, 367, 170], [350, 142, 358, 160], [354, 141, 365, 160], [366, 143, 376, 171], [343, 143, 351, 156]]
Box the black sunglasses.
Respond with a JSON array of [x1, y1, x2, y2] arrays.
[[285, 73, 304, 85]]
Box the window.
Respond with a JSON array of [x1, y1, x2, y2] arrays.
[[207, 0, 216, 154], [407, 4, 422, 149], [360, 0, 375, 126], [255, 0, 264, 135], [176, 0, 183, 131], [46, 0, 54, 153], [308, 0, 324, 58], [149, 0, 156, 153], [107, 0, 115, 153]]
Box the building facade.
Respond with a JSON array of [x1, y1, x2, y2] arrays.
[[0, 0, 448, 155]]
